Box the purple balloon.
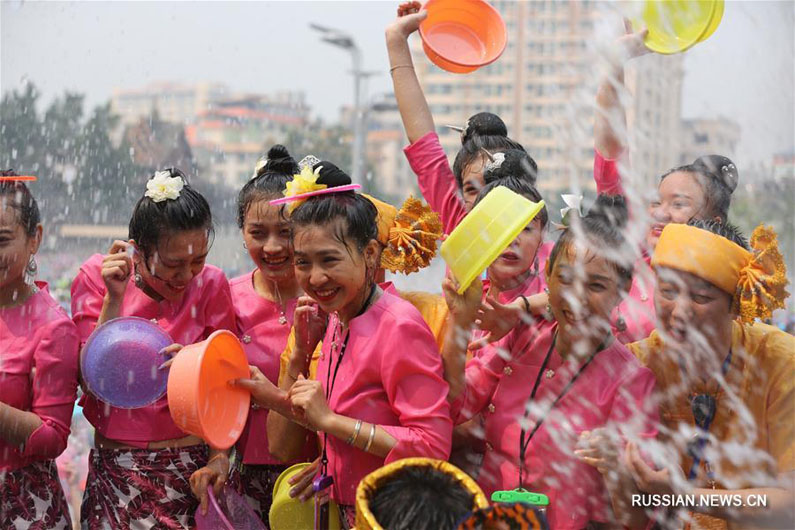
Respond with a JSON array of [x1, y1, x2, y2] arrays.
[[81, 316, 173, 409], [195, 486, 266, 530]]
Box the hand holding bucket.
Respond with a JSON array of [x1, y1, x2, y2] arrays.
[[418, 0, 507, 74], [166, 330, 251, 450]]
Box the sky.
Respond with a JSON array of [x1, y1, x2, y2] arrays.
[[2, 1, 793, 166]]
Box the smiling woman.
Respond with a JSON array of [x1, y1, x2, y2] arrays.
[[69, 168, 236, 530]]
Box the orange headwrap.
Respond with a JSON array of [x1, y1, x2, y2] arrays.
[[652, 224, 789, 323], [354, 457, 489, 530], [362, 194, 443, 275]]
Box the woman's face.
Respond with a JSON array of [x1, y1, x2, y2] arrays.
[[488, 218, 544, 287], [461, 156, 487, 211], [546, 241, 624, 351], [0, 204, 41, 291], [293, 221, 378, 319], [135, 228, 209, 301], [654, 266, 733, 357], [647, 171, 706, 249], [242, 199, 294, 283]]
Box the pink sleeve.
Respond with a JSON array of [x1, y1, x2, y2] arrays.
[[593, 149, 625, 196], [70, 261, 105, 344], [449, 341, 508, 424], [202, 271, 236, 339], [22, 320, 80, 459], [609, 365, 659, 440], [404, 132, 466, 234], [378, 319, 453, 463]]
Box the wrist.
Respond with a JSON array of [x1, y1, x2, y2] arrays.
[[385, 28, 410, 45], [318, 411, 339, 433]]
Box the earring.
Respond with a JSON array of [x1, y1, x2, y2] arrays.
[[243, 242, 247, 250], [134, 268, 144, 288], [24, 256, 38, 285], [615, 314, 627, 332]]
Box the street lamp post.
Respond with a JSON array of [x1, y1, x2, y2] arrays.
[[310, 23, 372, 182]]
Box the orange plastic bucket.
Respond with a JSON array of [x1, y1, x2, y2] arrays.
[[167, 330, 251, 450], [419, 0, 507, 74]]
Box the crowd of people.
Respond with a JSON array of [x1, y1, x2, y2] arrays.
[[2, 2, 793, 529]]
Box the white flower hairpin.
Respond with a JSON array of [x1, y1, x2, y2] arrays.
[[559, 194, 584, 228], [145, 170, 184, 202], [298, 155, 321, 171], [484, 151, 506, 174]]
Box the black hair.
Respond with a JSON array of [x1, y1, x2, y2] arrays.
[[473, 177, 548, 229], [661, 155, 738, 222], [548, 194, 634, 289], [237, 145, 298, 228], [289, 161, 378, 253], [0, 169, 40, 237], [368, 465, 475, 530], [482, 148, 539, 186], [451, 112, 526, 191], [459, 112, 508, 145], [687, 218, 749, 250], [128, 168, 214, 260]]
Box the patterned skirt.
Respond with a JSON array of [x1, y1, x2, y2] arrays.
[[80, 444, 208, 530], [231, 462, 288, 528], [0, 460, 71, 530]]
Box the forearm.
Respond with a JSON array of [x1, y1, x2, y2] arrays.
[[688, 486, 795, 528], [386, 30, 435, 143], [98, 293, 122, 325], [0, 402, 43, 447], [595, 64, 627, 160], [440, 319, 472, 402], [605, 470, 648, 530], [322, 413, 396, 459], [267, 377, 312, 462]]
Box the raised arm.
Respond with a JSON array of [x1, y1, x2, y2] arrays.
[[385, 1, 435, 144]]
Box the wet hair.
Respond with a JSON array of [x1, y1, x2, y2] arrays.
[[687, 218, 749, 250], [128, 168, 214, 260], [289, 161, 378, 253], [451, 113, 526, 190], [548, 194, 634, 289], [473, 177, 548, 229], [482, 148, 538, 186], [661, 155, 739, 222], [0, 170, 40, 237], [237, 145, 299, 228], [368, 465, 474, 530]]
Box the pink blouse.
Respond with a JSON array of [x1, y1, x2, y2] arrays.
[[404, 131, 552, 297], [316, 290, 453, 505], [70, 253, 236, 446], [455, 320, 658, 530], [229, 271, 301, 465], [594, 149, 657, 343], [1, 282, 79, 471]]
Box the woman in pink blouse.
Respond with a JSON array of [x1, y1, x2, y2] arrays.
[[588, 22, 741, 343], [1, 174, 80, 529], [70, 168, 235, 529], [386, 2, 553, 338], [189, 146, 308, 523], [238, 161, 453, 529], [442, 196, 658, 530]]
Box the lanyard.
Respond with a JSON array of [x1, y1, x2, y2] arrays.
[[680, 349, 733, 482], [517, 331, 609, 488], [319, 285, 376, 476]]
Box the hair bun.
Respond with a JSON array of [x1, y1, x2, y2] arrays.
[[694, 155, 739, 193], [587, 194, 629, 229], [462, 112, 508, 144], [313, 161, 352, 187], [258, 144, 298, 176], [483, 148, 538, 185]]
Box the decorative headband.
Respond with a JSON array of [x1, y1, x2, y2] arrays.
[[269, 164, 360, 213], [652, 223, 789, 323], [355, 457, 489, 530]]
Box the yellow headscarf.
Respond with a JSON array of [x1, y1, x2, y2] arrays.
[[652, 223, 789, 323], [354, 458, 489, 530]]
